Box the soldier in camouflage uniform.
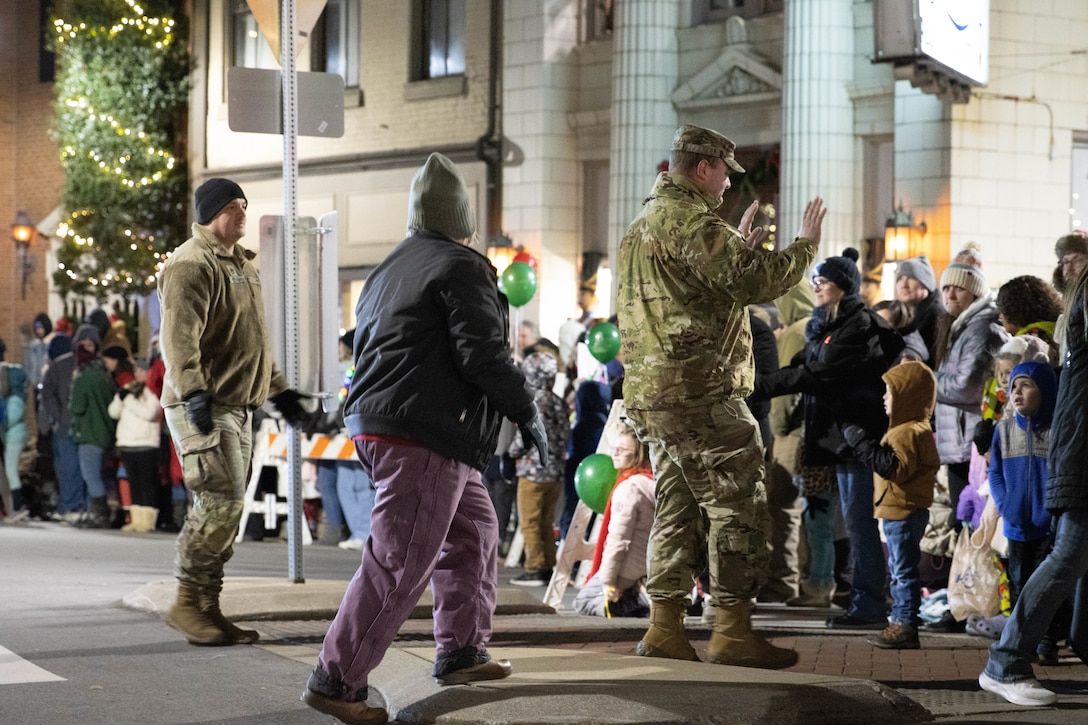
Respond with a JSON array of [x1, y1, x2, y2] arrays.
[[617, 124, 826, 670], [159, 178, 309, 646]]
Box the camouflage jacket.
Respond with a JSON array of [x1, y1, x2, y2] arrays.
[[617, 172, 816, 410]]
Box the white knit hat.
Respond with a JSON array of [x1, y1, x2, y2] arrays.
[[940, 243, 987, 298], [406, 153, 476, 241]]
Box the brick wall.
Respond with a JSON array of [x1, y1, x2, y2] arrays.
[[0, 0, 64, 366]]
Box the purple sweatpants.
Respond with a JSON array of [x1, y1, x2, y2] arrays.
[[314, 439, 499, 697]]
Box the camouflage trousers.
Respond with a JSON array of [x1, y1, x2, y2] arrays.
[[164, 404, 253, 588], [628, 399, 771, 607]]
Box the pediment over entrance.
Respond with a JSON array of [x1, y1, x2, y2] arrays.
[[672, 47, 782, 110]]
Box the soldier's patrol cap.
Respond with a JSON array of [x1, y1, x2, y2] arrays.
[[671, 124, 745, 173]]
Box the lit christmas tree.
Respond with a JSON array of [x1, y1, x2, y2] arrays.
[[50, 0, 189, 304]]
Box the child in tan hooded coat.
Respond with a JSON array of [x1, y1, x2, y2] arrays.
[[841, 360, 940, 649]]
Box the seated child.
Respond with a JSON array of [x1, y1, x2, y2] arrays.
[[988, 360, 1062, 664], [573, 425, 654, 618], [842, 360, 940, 649]]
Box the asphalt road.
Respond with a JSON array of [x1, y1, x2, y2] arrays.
[[0, 522, 354, 725]]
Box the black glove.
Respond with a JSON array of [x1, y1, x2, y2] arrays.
[[184, 390, 214, 435], [842, 424, 868, 449], [271, 389, 309, 428], [973, 418, 996, 456], [519, 411, 549, 467], [804, 495, 832, 519], [116, 388, 130, 401]]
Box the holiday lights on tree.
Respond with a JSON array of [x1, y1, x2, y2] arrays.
[[50, 0, 189, 301]]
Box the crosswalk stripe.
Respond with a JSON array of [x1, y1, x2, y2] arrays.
[[0, 646, 66, 685]]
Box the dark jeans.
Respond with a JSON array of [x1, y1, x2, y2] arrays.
[[837, 461, 887, 620], [985, 509, 1088, 683]]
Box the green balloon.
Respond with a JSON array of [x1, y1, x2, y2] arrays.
[[587, 321, 621, 363], [574, 453, 618, 514], [498, 261, 538, 307]]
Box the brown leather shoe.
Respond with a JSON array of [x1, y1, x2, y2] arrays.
[[300, 689, 388, 724], [434, 658, 513, 686]]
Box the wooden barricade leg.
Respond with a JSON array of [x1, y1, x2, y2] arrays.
[[543, 501, 603, 609]]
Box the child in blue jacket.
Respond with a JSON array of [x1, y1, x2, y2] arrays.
[[988, 360, 1060, 663]]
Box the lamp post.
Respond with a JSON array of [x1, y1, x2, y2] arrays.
[[884, 203, 926, 262], [485, 232, 518, 273], [11, 210, 37, 299]]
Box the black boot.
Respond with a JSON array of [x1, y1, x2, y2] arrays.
[[79, 496, 111, 529]]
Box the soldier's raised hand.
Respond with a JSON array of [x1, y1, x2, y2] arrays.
[[797, 197, 827, 245], [738, 200, 765, 250]]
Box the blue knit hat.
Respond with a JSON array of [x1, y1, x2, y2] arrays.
[[813, 247, 861, 297]]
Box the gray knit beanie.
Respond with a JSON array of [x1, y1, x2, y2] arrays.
[[896, 255, 937, 293], [406, 153, 476, 241]]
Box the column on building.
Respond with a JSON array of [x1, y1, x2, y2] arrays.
[[503, 0, 581, 339], [896, 82, 951, 271], [607, 0, 680, 302], [781, 0, 856, 257]]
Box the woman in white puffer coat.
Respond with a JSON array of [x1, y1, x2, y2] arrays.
[[108, 359, 162, 532]]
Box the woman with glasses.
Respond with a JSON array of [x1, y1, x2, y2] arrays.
[[757, 247, 903, 630], [573, 421, 655, 618]]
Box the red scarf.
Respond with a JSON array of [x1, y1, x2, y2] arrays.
[[584, 465, 653, 584]]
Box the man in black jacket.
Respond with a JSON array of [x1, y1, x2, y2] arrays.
[[301, 153, 547, 725]]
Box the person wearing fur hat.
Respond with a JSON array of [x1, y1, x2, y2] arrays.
[[759, 247, 905, 630], [1052, 232, 1088, 360], [932, 243, 1009, 535], [158, 177, 311, 648], [301, 153, 546, 724], [894, 255, 945, 369]]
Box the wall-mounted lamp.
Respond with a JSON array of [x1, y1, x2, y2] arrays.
[[884, 203, 927, 262], [11, 210, 38, 299], [485, 232, 518, 273]]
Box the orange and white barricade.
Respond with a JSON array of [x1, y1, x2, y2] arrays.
[[235, 419, 362, 544]]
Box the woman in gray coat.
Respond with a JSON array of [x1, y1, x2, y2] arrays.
[[932, 245, 1008, 522]]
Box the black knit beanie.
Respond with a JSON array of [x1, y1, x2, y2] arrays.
[[813, 247, 861, 297], [195, 178, 247, 225]]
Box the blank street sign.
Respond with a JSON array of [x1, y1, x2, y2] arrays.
[[228, 66, 345, 138]]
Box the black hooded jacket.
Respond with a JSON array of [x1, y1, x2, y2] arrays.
[[342, 231, 536, 471], [757, 296, 904, 467]]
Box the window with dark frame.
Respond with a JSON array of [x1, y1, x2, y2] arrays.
[[415, 0, 465, 80], [230, 0, 278, 70], [311, 0, 361, 88]]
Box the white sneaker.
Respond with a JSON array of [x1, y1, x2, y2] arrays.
[[979, 672, 1056, 707], [337, 538, 364, 551]]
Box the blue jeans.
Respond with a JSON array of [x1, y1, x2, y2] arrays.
[[316, 461, 344, 528], [802, 492, 836, 589], [337, 460, 375, 541], [78, 444, 106, 499], [985, 508, 1088, 682], [53, 432, 86, 513], [837, 461, 887, 619], [883, 509, 929, 627]]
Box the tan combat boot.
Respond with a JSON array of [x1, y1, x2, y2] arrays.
[[636, 599, 699, 661], [165, 581, 232, 646], [707, 601, 798, 669], [199, 582, 260, 645]]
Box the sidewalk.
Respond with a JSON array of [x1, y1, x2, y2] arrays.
[[124, 574, 1088, 723]]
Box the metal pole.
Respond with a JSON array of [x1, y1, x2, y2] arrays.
[[281, 0, 304, 583]]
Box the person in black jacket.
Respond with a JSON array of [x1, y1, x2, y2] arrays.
[[758, 248, 903, 630], [894, 255, 945, 370], [301, 153, 547, 725]]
